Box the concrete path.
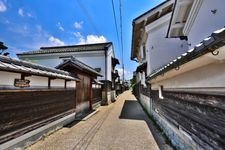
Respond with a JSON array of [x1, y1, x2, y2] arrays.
[[26, 91, 160, 150]]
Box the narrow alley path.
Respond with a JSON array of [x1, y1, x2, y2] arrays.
[[26, 91, 160, 150]]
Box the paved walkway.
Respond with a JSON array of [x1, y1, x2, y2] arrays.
[[26, 91, 160, 150]]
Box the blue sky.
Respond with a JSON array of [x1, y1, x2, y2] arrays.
[[0, 0, 164, 79]]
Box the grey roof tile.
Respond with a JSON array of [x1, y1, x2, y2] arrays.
[[17, 42, 112, 55], [56, 57, 102, 77], [0, 55, 76, 80]]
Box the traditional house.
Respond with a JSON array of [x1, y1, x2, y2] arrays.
[[56, 56, 102, 115], [0, 55, 79, 149], [131, 0, 188, 88], [132, 0, 225, 149], [17, 42, 120, 105], [131, 0, 188, 115]]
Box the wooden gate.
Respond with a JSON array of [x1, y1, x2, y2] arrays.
[[76, 74, 92, 114]]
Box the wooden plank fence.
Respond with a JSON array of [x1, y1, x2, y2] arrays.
[[151, 90, 225, 149], [0, 89, 76, 144]]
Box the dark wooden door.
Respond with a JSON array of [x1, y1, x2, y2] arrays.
[[76, 74, 91, 114]]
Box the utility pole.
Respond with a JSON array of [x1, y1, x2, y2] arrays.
[[119, 0, 124, 83]]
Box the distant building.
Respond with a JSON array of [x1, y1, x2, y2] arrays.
[[131, 0, 225, 149], [17, 42, 120, 104]]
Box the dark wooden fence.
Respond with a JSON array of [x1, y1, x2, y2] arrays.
[[151, 90, 225, 149], [132, 82, 140, 98], [132, 82, 149, 98], [92, 85, 102, 104], [0, 89, 76, 144], [140, 84, 149, 97]]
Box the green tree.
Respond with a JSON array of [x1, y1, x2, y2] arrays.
[[130, 74, 136, 87]]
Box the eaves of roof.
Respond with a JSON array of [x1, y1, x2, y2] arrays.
[[136, 62, 147, 72], [133, 0, 171, 22], [56, 58, 103, 77], [131, 0, 173, 61], [17, 42, 112, 56], [147, 27, 225, 81]]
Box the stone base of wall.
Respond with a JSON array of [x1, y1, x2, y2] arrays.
[[111, 90, 116, 102], [101, 91, 112, 105], [152, 111, 199, 150], [139, 94, 152, 115], [138, 93, 201, 149], [92, 101, 101, 110], [75, 102, 90, 117]]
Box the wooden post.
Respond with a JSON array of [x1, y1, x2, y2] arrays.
[[48, 77, 51, 89], [64, 80, 67, 89], [89, 78, 93, 110]]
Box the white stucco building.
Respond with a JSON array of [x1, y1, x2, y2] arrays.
[[17, 42, 120, 104], [131, 0, 188, 85]]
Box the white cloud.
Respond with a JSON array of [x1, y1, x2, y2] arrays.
[[56, 22, 64, 31], [116, 67, 133, 80], [5, 24, 67, 56], [74, 21, 83, 29], [27, 13, 33, 18], [5, 19, 10, 24], [75, 32, 107, 45], [18, 8, 33, 18], [18, 8, 24, 16], [86, 35, 107, 44], [8, 24, 30, 36], [0, 1, 7, 12], [48, 36, 65, 46], [74, 32, 82, 38]]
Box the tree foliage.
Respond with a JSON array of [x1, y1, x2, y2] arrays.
[[0, 41, 9, 56], [130, 74, 136, 87]]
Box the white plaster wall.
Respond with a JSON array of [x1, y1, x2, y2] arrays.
[[19, 51, 108, 81], [76, 101, 90, 113], [66, 81, 76, 88], [21, 56, 61, 68], [145, 37, 151, 76], [188, 0, 225, 48], [152, 61, 225, 90], [76, 55, 106, 80], [137, 72, 142, 82], [26, 75, 48, 87], [146, 20, 188, 75], [0, 71, 21, 86], [107, 48, 113, 81], [51, 79, 65, 87]]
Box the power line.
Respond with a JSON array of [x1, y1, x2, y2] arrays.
[[119, 0, 124, 82], [111, 0, 121, 61], [76, 0, 100, 35]]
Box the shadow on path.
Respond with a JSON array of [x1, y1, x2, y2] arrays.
[[119, 100, 173, 150], [119, 100, 146, 120]]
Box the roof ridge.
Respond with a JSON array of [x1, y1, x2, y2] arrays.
[[17, 42, 113, 55], [40, 42, 112, 49]]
